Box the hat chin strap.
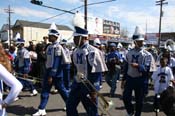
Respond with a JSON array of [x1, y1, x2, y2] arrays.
[[134, 40, 140, 49], [77, 36, 82, 48], [16, 43, 23, 48]]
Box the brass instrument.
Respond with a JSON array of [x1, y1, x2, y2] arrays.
[[77, 72, 113, 116], [164, 39, 175, 52], [14, 72, 42, 83]]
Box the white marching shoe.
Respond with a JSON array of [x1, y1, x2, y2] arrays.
[[30, 89, 38, 96], [14, 97, 20, 101], [32, 109, 46, 116], [63, 106, 66, 111], [126, 113, 134, 116]]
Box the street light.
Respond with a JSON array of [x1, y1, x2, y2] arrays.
[[31, 0, 43, 5], [30, 0, 75, 14]]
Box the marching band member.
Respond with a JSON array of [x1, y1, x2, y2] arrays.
[[0, 43, 23, 116], [66, 12, 108, 116], [60, 39, 72, 91], [15, 38, 38, 96], [93, 38, 105, 89], [33, 23, 69, 116], [121, 26, 156, 116]]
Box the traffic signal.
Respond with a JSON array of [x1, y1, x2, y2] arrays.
[[31, 0, 43, 5]]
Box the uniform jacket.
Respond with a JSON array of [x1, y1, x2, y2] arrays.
[[126, 48, 156, 78], [45, 41, 70, 78], [72, 43, 108, 83]]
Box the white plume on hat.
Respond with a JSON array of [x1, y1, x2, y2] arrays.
[[49, 22, 57, 30], [117, 42, 123, 48], [93, 38, 101, 47], [72, 12, 88, 37], [14, 32, 20, 41], [132, 26, 145, 41], [48, 22, 60, 37], [72, 12, 85, 29]]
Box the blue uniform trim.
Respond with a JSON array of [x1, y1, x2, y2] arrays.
[[87, 55, 101, 91], [48, 55, 62, 77], [138, 64, 145, 72], [0, 80, 2, 92], [23, 58, 30, 74]]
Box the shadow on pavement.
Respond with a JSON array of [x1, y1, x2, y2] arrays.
[[7, 105, 35, 115], [46, 108, 66, 112], [79, 113, 88, 116], [101, 93, 123, 99], [115, 106, 125, 110]]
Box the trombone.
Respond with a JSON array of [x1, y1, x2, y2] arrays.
[[77, 72, 113, 116], [13, 72, 43, 83]]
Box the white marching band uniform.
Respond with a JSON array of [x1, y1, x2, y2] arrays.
[[72, 43, 108, 83], [45, 41, 70, 69], [17, 47, 30, 68], [0, 64, 23, 115], [126, 48, 156, 78]]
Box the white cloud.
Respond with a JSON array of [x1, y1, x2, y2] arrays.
[[13, 7, 53, 18], [0, 8, 5, 14], [105, 4, 175, 33], [107, 6, 120, 17]]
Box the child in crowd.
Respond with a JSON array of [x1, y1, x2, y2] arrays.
[[152, 57, 174, 112]]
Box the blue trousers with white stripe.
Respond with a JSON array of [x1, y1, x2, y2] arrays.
[[0, 109, 7, 116], [38, 72, 69, 109], [123, 76, 145, 116], [66, 81, 99, 116]]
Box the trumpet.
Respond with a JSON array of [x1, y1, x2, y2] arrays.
[[77, 72, 113, 116]]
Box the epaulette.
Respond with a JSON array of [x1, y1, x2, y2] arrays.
[[87, 44, 95, 53]]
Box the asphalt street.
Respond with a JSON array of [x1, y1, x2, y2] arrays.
[[6, 81, 166, 116]]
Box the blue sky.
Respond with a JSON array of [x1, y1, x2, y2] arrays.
[[0, 0, 175, 36]]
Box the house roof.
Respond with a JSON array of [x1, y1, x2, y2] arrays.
[[1, 24, 13, 31], [13, 20, 73, 31]]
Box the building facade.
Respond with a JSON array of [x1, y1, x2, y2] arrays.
[[0, 20, 73, 45], [12, 20, 73, 45]]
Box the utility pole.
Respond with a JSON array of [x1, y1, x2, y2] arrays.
[[156, 0, 168, 47], [84, 0, 87, 29], [145, 19, 147, 40], [4, 5, 14, 47]]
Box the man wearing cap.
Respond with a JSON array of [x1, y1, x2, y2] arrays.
[[66, 13, 108, 116], [121, 26, 156, 116], [33, 23, 69, 116]]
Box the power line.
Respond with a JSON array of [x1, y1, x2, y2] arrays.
[[10, 0, 117, 38], [34, 0, 117, 23]]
